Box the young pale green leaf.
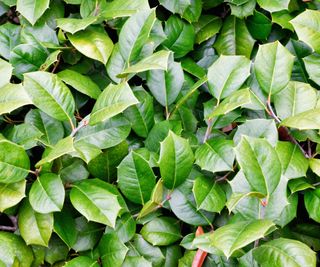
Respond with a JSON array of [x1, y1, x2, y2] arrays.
[[17, 0, 50, 25], [276, 142, 309, 179], [36, 136, 75, 167], [291, 10, 320, 54], [310, 158, 320, 177], [274, 81, 317, 120], [23, 71, 75, 123], [207, 88, 252, 118], [193, 176, 226, 213], [147, 54, 184, 107], [253, 238, 316, 267], [58, 69, 101, 99], [56, 17, 97, 34], [99, 233, 128, 267], [195, 220, 275, 258], [102, 0, 149, 19], [0, 232, 34, 267], [118, 50, 170, 78], [0, 83, 32, 116], [233, 119, 278, 147], [68, 26, 113, 64], [207, 55, 251, 102], [254, 41, 294, 96], [117, 151, 156, 205], [18, 199, 53, 246], [159, 131, 194, 189], [0, 180, 26, 212], [40, 50, 62, 71], [0, 58, 12, 87], [214, 16, 255, 58], [256, 0, 290, 12], [140, 217, 181, 246], [0, 139, 30, 184], [64, 256, 99, 267], [89, 82, 139, 125], [195, 138, 235, 173], [303, 53, 320, 85], [53, 210, 77, 248], [118, 8, 156, 63], [235, 136, 281, 197], [70, 179, 121, 227], [280, 109, 320, 130], [29, 173, 65, 213], [194, 15, 222, 44]]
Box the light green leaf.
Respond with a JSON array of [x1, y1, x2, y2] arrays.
[[70, 178, 121, 227], [140, 217, 181, 246], [29, 173, 65, 213], [64, 256, 99, 267], [235, 136, 281, 197], [0, 83, 32, 116], [253, 238, 316, 267], [40, 50, 62, 71], [207, 55, 251, 102], [56, 16, 97, 34], [102, 0, 149, 19], [288, 178, 314, 194], [23, 71, 75, 122], [291, 10, 320, 54], [310, 158, 320, 177], [36, 136, 75, 167], [118, 50, 170, 78], [0, 58, 12, 87], [0, 139, 30, 184], [271, 11, 294, 31], [257, 0, 290, 12], [0, 180, 26, 212], [303, 53, 320, 85], [90, 82, 139, 125], [68, 26, 113, 64], [195, 138, 235, 173], [274, 81, 317, 120], [194, 15, 222, 44], [159, 131, 194, 189], [193, 176, 226, 213], [0, 22, 20, 60], [226, 192, 264, 213], [58, 69, 101, 99], [159, 0, 190, 16], [17, 0, 50, 25], [18, 199, 53, 246], [254, 41, 294, 96], [281, 109, 320, 130], [214, 16, 255, 58]]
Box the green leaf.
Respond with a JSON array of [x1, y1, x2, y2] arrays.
[[89, 82, 139, 125], [36, 136, 75, 167], [147, 54, 184, 107], [99, 233, 128, 267], [70, 178, 122, 227], [29, 173, 65, 213], [281, 109, 320, 130], [18, 199, 53, 246], [194, 15, 222, 44], [56, 16, 97, 34], [276, 142, 309, 179], [254, 41, 294, 96], [291, 10, 320, 54], [305, 188, 320, 223], [310, 158, 320, 177], [64, 256, 99, 267], [193, 176, 226, 213], [0, 180, 26, 212], [257, 0, 290, 12], [123, 256, 152, 267], [40, 50, 62, 71], [68, 26, 113, 64], [17, 0, 50, 25], [118, 50, 170, 78], [118, 8, 156, 63], [159, 131, 194, 189], [195, 138, 235, 173], [0, 139, 30, 184], [271, 11, 295, 31], [140, 217, 181, 246], [235, 136, 281, 197], [195, 220, 275, 258], [53, 210, 77, 248], [159, 0, 190, 16], [246, 10, 272, 40], [214, 16, 255, 58], [303, 53, 320, 85], [163, 15, 195, 58], [0, 232, 33, 267], [105, 213, 136, 243], [229, 0, 256, 19], [207, 55, 251, 102], [253, 238, 316, 267], [102, 0, 149, 19], [23, 71, 75, 123], [58, 69, 101, 99], [0, 83, 32, 116], [0, 22, 20, 60], [117, 151, 156, 205], [274, 81, 317, 120], [0, 58, 12, 87], [289, 178, 314, 194]]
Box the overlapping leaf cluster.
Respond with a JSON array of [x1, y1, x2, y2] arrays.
[[0, 0, 320, 266]]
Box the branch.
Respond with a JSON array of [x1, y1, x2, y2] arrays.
[[70, 119, 88, 137], [0, 215, 18, 232]]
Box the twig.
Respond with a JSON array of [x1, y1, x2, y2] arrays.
[[70, 120, 88, 137], [203, 119, 213, 143], [216, 171, 232, 182], [0, 215, 18, 232], [51, 54, 61, 73]]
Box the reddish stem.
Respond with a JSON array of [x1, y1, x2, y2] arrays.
[[192, 226, 208, 267]]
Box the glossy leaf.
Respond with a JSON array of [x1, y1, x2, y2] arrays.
[[0, 180, 26, 212], [56, 17, 97, 34], [256, 0, 290, 12], [281, 109, 320, 130], [17, 0, 50, 25]]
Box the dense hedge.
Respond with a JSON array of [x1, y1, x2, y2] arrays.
[[0, 0, 320, 266]]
